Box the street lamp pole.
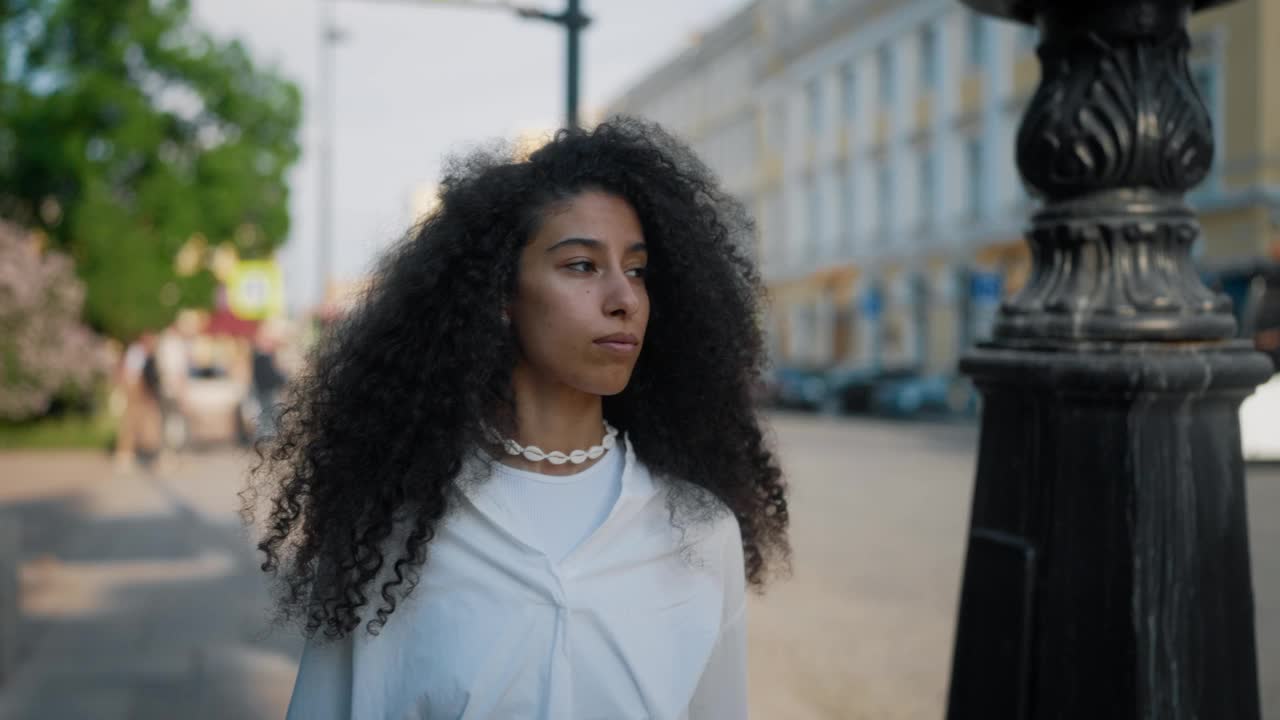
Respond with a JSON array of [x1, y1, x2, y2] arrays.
[[313, 0, 590, 308], [316, 0, 337, 309], [564, 0, 584, 129], [514, 0, 591, 128], [946, 0, 1268, 718]]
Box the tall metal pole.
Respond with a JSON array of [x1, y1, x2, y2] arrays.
[[352, 0, 591, 130], [564, 0, 583, 128], [517, 0, 591, 129], [317, 0, 591, 303], [317, 0, 337, 308], [946, 0, 1268, 717]]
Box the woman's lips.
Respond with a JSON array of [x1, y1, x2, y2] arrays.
[[594, 340, 639, 354]]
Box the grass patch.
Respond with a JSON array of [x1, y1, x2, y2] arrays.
[[0, 400, 116, 451]]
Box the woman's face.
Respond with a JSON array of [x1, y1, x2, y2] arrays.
[[510, 190, 650, 397]]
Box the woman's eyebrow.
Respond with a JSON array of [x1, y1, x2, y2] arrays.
[[545, 237, 648, 254], [546, 237, 600, 253]]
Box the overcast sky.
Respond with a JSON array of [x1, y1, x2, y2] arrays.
[[190, 0, 748, 310]]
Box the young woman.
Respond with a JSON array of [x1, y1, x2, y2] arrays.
[[245, 117, 790, 719]]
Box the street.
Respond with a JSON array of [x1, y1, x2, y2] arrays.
[[0, 413, 1276, 719]]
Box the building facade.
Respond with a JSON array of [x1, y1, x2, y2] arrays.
[[608, 0, 1280, 380], [1186, 0, 1280, 264], [606, 4, 759, 206]]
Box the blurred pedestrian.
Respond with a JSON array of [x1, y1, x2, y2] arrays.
[[154, 322, 191, 458], [247, 118, 791, 719], [113, 332, 162, 474], [250, 321, 288, 440]]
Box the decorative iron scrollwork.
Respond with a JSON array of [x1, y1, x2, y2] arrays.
[[998, 24, 1234, 342], [996, 202, 1235, 341], [1017, 31, 1213, 200]]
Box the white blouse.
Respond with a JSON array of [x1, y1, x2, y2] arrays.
[[285, 433, 749, 720], [484, 439, 625, 563]]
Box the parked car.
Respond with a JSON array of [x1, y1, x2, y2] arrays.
[[772, 364, 902, 415], [823, 365, 911, 415], [871, 373, 979, 417], [772, 366, 833, 411], [772, 363, 980, 419]]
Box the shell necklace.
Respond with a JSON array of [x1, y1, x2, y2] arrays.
[[491, 421, 618, 465]]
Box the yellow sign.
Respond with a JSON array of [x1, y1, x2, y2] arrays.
[[227, 259, 285, 320]]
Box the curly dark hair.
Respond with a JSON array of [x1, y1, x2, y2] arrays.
[[243, 116, 790, 640]]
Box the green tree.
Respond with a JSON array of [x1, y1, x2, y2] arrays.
[[0, 0, 302, 339]]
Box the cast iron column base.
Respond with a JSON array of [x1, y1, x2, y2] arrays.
[[947, 341, 1272, 719]]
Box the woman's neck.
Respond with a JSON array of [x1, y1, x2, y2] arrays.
[[500, 362, 608, 476]]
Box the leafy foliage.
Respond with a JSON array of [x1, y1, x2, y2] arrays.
[[0, 0, 302, 339]]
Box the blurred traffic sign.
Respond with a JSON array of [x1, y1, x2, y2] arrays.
[[970, 272, 1003, 302], [861, 287, 883, 318], [227, 259, 285, 320]]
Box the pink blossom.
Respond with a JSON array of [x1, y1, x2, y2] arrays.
[[0, 220, 111, 421]]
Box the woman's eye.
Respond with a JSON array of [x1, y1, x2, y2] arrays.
[[626, 267, 648, 279], [566, 261, 595, 273]]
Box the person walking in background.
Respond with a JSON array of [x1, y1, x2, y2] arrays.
[[250, 321, 288, 440], [154, 322, 192, 458], [244, 118, 791, 719], [113, 332, 163, 474]]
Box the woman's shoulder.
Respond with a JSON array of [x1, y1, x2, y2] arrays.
[[638, 462, 742, 567]]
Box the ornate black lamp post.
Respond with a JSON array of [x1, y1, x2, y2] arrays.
[[947, 0, 1272, 717]]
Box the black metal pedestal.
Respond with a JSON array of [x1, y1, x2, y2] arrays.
[[949, 344, 1270, 718], [946, 1, 1271, 717]]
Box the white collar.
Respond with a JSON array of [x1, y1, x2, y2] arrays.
[[456, 432, 661, 565]]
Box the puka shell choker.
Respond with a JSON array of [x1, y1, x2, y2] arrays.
[[490, 422, 618, 465]]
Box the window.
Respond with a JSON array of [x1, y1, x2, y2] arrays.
[[966, 138, 984, 220], [876, 161, 893, 238], [806, 78, 825, 134], [840, 166, 855, 251], [968, 14, 988, 68], [841, 63, 857, 120], [766, 190, 785, 268], [788, 304, 811, 360], [920, 147, 937, 229], [813, 299, 830, 364], [808, 174, 824, 257], [920, 24, 938, 91], [769, 101, 786, 148], [878, 45, 895, 106]]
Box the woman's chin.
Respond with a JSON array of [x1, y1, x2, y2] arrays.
[[574, 371, 635, 398]]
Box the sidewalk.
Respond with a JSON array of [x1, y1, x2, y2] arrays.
[[0, 450, 300, 720], [1, 424, 1276, 719]]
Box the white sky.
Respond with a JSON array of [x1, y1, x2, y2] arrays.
[[190, 0, 748, 310]]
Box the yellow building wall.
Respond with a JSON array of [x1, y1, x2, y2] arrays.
[[1257, 0, 1280, 186], [960, 74, 982, 118], [1192, 1, 1261, 190], [1012, 55, 1038, 99], [1200, 206, 1270, 259], [833, 306, 853, 362], [926, 305, 958, 373]]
